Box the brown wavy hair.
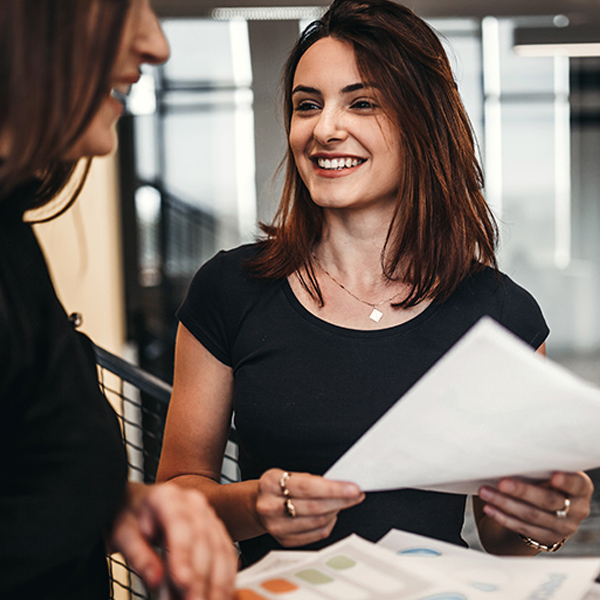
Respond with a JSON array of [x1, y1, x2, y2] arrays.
[[250, 0, 498, 308], [0, 0, 130, 212]]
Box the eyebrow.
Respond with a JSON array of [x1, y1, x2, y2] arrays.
[[291, 82, 370, 95]]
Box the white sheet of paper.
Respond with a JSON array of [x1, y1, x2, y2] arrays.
[[584, 583, 600, 600], [236, 533, 600, 600], [325, 317, 600, 494], [375, 529, 600, 600]]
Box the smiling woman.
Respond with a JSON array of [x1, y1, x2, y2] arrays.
[[0, 1, 238, 598], [156, 0, 593, 570]]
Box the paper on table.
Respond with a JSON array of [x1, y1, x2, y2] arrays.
[[236, 533, 600, 600], [375, 529, 600, 600], [325, 317, 600, 494]]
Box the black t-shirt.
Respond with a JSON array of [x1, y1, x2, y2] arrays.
[[178, 243, 549, 566], [0, 182, 128, 598]]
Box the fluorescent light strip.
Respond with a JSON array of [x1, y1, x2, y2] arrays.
[[211, 6, 326, 21], [514, 42, 600, 57]]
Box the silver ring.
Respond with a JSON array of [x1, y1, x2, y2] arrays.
[[284, 497, 297, 518], [280, 471, 291, 497], [556, 496, 571, 519]]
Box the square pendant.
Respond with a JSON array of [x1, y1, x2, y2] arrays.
[[369, 308, 383, 323]]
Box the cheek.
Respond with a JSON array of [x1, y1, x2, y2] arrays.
[[289, 119, 310, 157]]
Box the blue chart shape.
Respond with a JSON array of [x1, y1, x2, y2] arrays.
[[398, 547, 442, 557], [471, 581, 498, 592], [420, 594, 468, 600]]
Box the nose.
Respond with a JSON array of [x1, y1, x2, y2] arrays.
[[312, 106, 348, 145], [134, 0, 171, 66]]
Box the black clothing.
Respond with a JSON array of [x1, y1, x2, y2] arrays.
[[0, 182, 128, 598], [178, 243, 549, 566]]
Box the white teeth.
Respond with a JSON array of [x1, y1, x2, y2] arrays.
[[317, 157, 362, 170]]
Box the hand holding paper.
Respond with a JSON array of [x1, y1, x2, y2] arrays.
[[325, 317, 600, 495]]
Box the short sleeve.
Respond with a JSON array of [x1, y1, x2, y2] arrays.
[[177, 251, 233, 366], [500, 275, 550, 350]]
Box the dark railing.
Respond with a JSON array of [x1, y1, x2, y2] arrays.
[[95, 343, 239, 599]]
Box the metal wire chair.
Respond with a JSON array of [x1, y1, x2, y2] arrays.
[[95, 344, 239, 600]]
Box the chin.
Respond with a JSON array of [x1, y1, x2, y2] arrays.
[[65, 129, 118, 160]]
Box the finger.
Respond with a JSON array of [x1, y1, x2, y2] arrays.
[[479, 484, 577, 543], [202, 525, 238, 600], [550, 471, 594, 500], [268, 470, 362, 500], [257, 490, 363, 524], [481, 502, 564, 546], [495, 478, 572, 516], [285, 495, 365, 518], [496, 476, 591, 525], [275, 515, 339, 548], [189, 509, 238, 600], [143, 487, 203, 593], [113, 515, 165, 589], [480, 485, 570, 534]]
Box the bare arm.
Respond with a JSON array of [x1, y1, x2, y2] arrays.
[[157, 324, 364, 545], [157, 324, 265, 541]]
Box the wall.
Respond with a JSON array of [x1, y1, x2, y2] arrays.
[[32, 154, 126, 357]]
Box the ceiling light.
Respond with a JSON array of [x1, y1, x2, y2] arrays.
[[514, 23, 600, 57], [211, 6, 326, 21]]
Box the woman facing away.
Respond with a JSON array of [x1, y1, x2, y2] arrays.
[[0, 1, 238, 598], [157, 0, 593, 568]]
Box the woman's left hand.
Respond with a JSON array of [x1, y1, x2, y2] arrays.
[[477, 471, 594, 554]]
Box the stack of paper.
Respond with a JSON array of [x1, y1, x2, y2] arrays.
[[236, 531, 600, 600]]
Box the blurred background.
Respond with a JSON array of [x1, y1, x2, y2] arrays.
[[34, 0, 600, 386]]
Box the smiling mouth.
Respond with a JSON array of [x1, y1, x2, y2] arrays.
[[315, 157, 365, 170]]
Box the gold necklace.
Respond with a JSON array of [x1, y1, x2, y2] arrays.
[[312, 253, 403, 323]]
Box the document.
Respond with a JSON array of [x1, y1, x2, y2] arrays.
[[236, 532, 600, 600], [325, 317, 600, 494]]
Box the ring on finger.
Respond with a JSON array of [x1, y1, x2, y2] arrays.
[[284, 497, 297, 518], [555, 496, 571, 519], [280, 471, 291, 497]]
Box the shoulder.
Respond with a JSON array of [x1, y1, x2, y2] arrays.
[[177, 242, 274, 334], [177, 243, 275, 365], [448, 266, 549, 348], [184, 243, 265, 299]]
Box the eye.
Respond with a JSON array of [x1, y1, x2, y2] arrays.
[[351, 99, 377, 110], [293, 100, 320, 112]]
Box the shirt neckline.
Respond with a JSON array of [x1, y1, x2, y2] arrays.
[[281, 277, 440, 338]]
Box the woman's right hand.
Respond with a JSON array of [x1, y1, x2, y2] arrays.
[[256, 469, 365, 547]]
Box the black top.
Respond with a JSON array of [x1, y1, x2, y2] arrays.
[[178, 243, 549, 567], [0, 182, 128, 598]]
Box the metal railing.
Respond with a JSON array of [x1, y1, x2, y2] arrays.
[[95, 344, 239, 599]]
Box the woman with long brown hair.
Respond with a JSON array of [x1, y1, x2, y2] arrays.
[[157, 0, 593, 568], [0, 1, 237, 598]]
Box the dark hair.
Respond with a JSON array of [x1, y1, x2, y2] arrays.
[[0, 0, 130, 211], [251, 0, 498, 307]]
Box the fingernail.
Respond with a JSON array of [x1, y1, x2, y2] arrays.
[[143, 566, 158, 587], [344, 484, 361, 496], [499, 479, 516, 494], [479, 487, 493, 501]]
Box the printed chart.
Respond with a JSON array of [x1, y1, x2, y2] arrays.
[[235, 533, 600, 600]]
